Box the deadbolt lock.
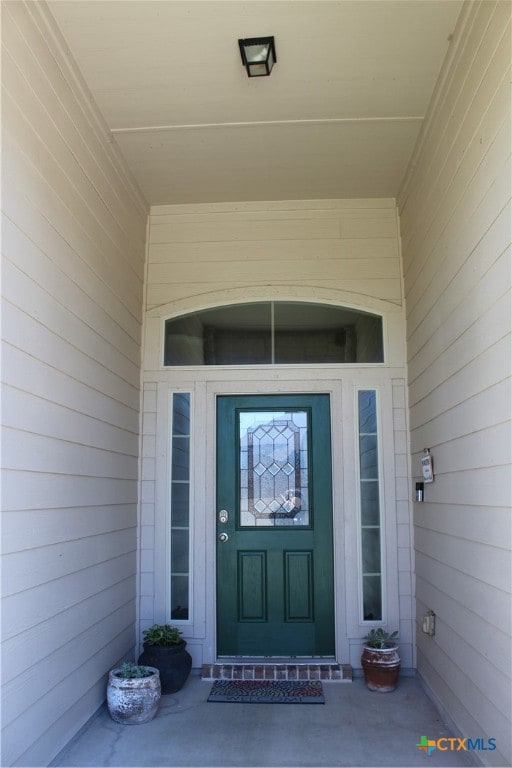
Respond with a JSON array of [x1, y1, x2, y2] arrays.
[[218, 509, 229, 524]]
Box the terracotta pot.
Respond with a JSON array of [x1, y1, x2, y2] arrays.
[[361, 645, 400, 692], [107, 667, 161, 724], [138, 641, 192, 694]]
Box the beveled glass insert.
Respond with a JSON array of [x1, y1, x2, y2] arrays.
[[164, 302, 383, 365], [239, 410, 309, 527]]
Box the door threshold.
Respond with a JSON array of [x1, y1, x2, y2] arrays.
[[202, 661, 352, 682], [218, 656, 337, 663]]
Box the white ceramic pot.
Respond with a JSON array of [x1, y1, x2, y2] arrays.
[[107, 667, 161, 724]]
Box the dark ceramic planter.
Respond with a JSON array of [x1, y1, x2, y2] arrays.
[[138, 641, 192, 694], [361, 645, 400, 692]]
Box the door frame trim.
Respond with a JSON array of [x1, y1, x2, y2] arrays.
[[151, 367, 405, 668]]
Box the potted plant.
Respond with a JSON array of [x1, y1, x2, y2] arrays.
[[138, 624, 192, 694], [107, 662, 161, 724], [361, 628, 400, 692]]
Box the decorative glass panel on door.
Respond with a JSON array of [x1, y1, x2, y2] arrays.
[[239, 410, 310, 527]]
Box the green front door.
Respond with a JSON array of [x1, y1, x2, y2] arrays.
[[216, 394, 335, 657]]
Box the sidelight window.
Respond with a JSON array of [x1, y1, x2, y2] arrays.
[[358, 390, 383, 622], [169, 393, 191, 621]]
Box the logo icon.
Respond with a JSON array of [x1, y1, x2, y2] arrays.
[[417, 736, 437, 755]]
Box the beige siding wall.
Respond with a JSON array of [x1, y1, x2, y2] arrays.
[[1, 2, 148, 765], [146, 199, 402, 310], [398, 2, 511, 765]]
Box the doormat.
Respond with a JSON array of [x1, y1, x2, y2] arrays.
[[207, 679, 325, 704]]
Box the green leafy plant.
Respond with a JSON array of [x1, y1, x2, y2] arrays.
[[142, 624, 183, 647], [115, 662, 154, 679], [363, 628, 398, 649]]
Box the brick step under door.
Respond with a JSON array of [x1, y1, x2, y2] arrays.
[[201, 663, 352, 682]]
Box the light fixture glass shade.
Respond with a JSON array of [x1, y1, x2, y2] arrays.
[[238, 36, 276, 77]]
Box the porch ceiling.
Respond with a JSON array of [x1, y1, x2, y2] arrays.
[[48, 0, 462, 206]]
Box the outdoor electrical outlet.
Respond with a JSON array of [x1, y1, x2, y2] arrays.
[[422, 611, 436, 636]]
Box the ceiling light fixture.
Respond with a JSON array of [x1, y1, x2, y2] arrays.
[[238, 36, 276, 77]]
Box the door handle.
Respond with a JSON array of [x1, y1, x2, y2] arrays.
[[218, 532, 229, 543]]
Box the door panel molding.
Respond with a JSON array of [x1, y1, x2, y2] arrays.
[[284, 551, 314, 622], [238, 551, 267, 622]]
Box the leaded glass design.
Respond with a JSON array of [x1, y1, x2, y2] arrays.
[[239, 410, 309, 527], [358, 390, 382, 621], [170, 393, 190, 620]]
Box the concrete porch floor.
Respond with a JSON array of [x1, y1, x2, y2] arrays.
[[51, 673, 474, 768]]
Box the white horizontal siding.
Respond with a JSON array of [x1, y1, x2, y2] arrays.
[[3, 300, 139, 409], [148, 256, 400, 286], [149, 237, 399, 263], [149, 212, 398, 243], [408, 336, 510, 434], [2, 257, 141, 382], [2, 427, 138, 480], [398, 2, 511, 765], [408, 291, 510, 407], [407, 230, 510, 385], [2, 386, 138, 457], [1, 621, 135, 766], [0, 2, 148, 766], [146, 199, 403, 313], [414, 540, 509, 630], [414, 595, 509, 742], [2, 527, 137, 599], [1, 552, 136, 641], [1, 167, 142, 344], [2, 601, 136, 729], [1, 132, 142, 321], [411, 377, 510, 453], [1, 504, 138, 553], [1, 577, 135, 684], [2, 343, 139, 431]]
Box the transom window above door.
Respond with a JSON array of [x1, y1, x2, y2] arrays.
[[164, 302, 384, 365]]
